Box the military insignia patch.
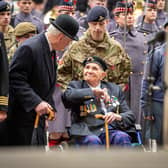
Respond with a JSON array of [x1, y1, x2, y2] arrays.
[[98, 16, 104, 21]]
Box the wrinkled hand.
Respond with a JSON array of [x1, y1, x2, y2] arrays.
[[103, 112, 122, 124], [0, 111, 7, 122], [92, 88, 110, 102], [35, 101, 53, 116]]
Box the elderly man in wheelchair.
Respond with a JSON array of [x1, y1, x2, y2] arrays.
[[61, 56, 140, 148]]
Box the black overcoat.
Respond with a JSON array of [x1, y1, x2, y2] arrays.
[[8, 33, 56, 145]]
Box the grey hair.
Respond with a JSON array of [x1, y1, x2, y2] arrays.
[[47, 24, 61, 36]]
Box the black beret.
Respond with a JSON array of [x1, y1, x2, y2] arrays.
[[87, 6, 109, 22], [83, 56, 107, 71], [0, 1, 10, 12]]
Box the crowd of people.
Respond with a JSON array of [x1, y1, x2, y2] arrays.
[[0, 0, 167, 149]]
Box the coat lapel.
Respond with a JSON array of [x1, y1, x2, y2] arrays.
[[39, 34, 55, 85]]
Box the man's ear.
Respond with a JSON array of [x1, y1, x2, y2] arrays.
[[56, 33, 64, 41], [101, 71, 107, 80]]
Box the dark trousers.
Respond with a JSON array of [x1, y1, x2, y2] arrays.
[[145, 101, 163, 145]]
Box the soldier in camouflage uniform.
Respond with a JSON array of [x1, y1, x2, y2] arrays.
[[57, 6, 131, 91], [0, 1, 16, 62]]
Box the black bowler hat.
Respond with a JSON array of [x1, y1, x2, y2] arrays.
[[0, 1, 10, 12], [87, 6, 109, 22], [83, 56, 108, 71], [50, 14, 79, 41]]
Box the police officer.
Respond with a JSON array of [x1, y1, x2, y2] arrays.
[[110, 1, 148, 124], [57, 6, 131, 91], [0, 1, 15, 62]]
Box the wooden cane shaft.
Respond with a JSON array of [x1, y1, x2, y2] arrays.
[[47, 108, 55, 121], [34, 114, 40, 128], [105, 122, 110, 150]]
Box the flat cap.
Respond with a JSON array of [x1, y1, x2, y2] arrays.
[[87, 6, 109, 22], [83, 56, 107, 71], [0, 1, 10, 12], [14, 22, 37, 37]]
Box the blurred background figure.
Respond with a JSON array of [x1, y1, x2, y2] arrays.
[[110, 1, 148, 126], [136, 0, 159, 34], [155, 0, 168, 30], [14, 21, 37, 46], [31, 0, 46, 20], [0, 0, 16, 62], [14, 0, 44, 33], [0, 32, 9, 146], [75, 0, 88, 20]]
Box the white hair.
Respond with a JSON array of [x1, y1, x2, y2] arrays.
[[47, 24, 61, 36]]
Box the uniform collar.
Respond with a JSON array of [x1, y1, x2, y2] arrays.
[[84, 30, 110, 49]]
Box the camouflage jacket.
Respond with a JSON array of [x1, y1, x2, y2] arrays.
[[3, 25, 16, 62], [57, 30, 132, 90]]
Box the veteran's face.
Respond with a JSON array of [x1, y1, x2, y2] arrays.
[[18, 0, 33, 14], [83, 62, 106, 85], [0, 11, 11, 26], [88, 20, 107, 41]]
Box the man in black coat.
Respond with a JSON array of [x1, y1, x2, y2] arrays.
[[0, 32, 9, 145], [62, 56, 136, 147], [8, 14, 79, 146]]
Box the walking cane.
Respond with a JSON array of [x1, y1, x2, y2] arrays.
[[95, 114, 110, 150], [31, 113, 40, 145]]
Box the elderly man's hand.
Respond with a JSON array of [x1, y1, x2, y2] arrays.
[[35, 101, 53, 116], [0, 111, 7, 122], [92, 88, 110, 102], [103, 112, 122, 124]]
